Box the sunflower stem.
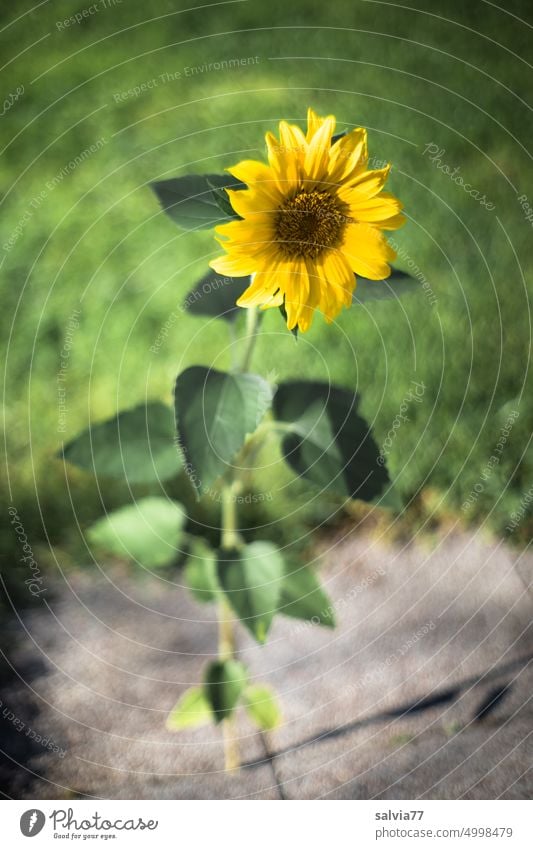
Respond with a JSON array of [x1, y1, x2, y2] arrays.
[[239, 306, 260, 373], [218, 303, 261, 773], [218, 484, 241, 773]]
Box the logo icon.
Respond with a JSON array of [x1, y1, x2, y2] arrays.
[[20, 810, 46, 837]]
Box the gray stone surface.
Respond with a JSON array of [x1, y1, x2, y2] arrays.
[[1, 528, 532, 799]]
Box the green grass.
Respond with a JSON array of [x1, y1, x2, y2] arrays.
[[2, 0, 533, 574]]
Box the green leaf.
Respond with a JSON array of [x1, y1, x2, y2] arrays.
[[207, 177, 242, 219], [184, 539, 220, 603], [353, 270, 417, 303], [87, 497, 185, 569], [244, 684, 282, 730], [166, 687, 212, 731], [273, 381, 389, 501], [175, 366, 274, 497], [183, 270, 251, 323], [150, 173, 245, 231], [279, 563, 335, 627], [217, 541, 284, 643], [60, 402, 181, 484], [204, 659, 247, 724]]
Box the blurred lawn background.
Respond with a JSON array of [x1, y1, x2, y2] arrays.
[[2, 0, 533, 598]]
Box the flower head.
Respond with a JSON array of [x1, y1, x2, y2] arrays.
[[210, 108, 405, 332]]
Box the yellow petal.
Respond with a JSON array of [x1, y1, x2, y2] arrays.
[[227, 160, 281, 202], [342, 223, 396, 279], [319, 251, 355, 309], [327, 127, 368, 185], [265, 131, 301, 189], [304, 115, 335, 183], [236, 269, 280, 307], [337, 165, 391, 203], [225, 188, 276, 219], [348, 191, 403, 223], [210, 253, 263, 277], [306, 107, 323, 141], [259, 289, 284, 310]]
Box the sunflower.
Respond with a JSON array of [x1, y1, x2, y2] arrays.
[[209, 108, 405, 332]]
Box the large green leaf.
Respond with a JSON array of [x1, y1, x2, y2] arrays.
[[60, 402, 180, 484], [184, 539, 220, 603], [183, 269, 251, 323], [279, 563, 335, 627], [217, 542, 284, 643], [175, 366, 274, 497], [87, 497, 185, 569], [273, 381, 389, 501], [244, 684, 282, 730], [353, 269, 417, 303], [166, 687, 212, 731], [204, 659, 247, 724], [150, 173, 244, 231]]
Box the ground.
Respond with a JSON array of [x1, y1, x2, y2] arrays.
[[2, 524, 532, 800]]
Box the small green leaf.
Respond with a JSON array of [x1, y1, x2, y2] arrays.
[[273, 381, 389, 501], [151, 173, 245, 231], [279, 564, 335, 627], [244, 684, 282, 730], [166, 687, 212, 731], [353, 270, 417, 303], [204, 659, 247, 724], [87, 497, 185, 569], [60, 402, 181, 484], [184, 539, 220, 603], [183, 270, 251, 323], [217, 542, 284, 643], [175, 366, 274, 497]]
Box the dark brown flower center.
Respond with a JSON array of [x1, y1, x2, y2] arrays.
[[274, 189, 349, 259]]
